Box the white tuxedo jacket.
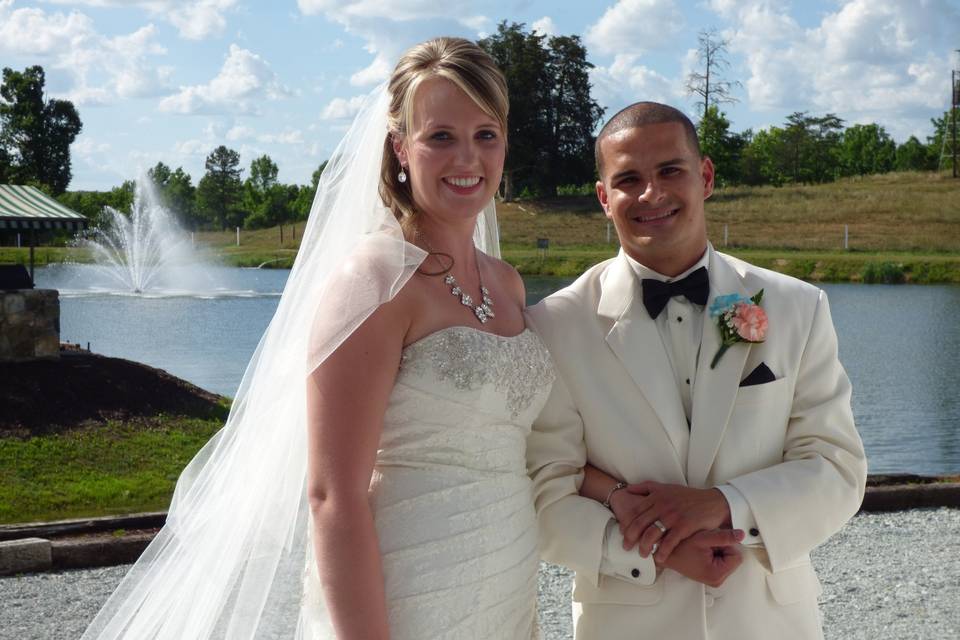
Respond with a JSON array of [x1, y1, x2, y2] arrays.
[[526, 248, 867, 640]]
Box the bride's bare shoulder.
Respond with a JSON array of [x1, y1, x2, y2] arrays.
[[483, 254, 525, 307]]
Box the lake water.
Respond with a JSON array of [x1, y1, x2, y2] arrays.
[[35, 265, 960, 475]]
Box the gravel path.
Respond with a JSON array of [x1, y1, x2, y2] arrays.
[[3, 509, 958, 640]]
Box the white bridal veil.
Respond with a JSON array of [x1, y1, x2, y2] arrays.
[[81, 83, 500, 639]]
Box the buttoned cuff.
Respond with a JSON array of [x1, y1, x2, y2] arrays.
[[598, 519, 657, 586], [716, 484, 763, 545]]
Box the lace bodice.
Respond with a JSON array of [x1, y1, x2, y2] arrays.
[[400, 326, 555, 418], [374, 326, 555, 475]]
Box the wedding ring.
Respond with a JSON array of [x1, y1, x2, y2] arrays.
[[653, 519, 668, 534], [651, 542, 660, 556]]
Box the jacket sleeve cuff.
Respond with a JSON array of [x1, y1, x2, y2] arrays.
[[599, 519, 657, 585], [716, 483, 763, 545]]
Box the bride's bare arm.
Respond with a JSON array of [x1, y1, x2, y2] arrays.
[[306, 297, 408, 640]]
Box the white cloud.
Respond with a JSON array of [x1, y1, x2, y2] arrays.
[[159, 44, 292, 115], [226, 124, 255, 141], [73, 134, 111, 156], [531, 16, 556, 36], [349, 54, 392, 87], [41, 0, 239, 40], [460, 14, 490, 32], [105, 25, 172, 98], [585, 0, 684, 58], [223, 125, 306, 146], [298, 0, 477, 22], [168, 0, 237, 40], [257, 130, 304, 144], [321, 95, 366, 120], [717, 0, 960, 139], [582, 0, 687, 115], [0, 4, 171, 104], [173, 139, 208, 155], [0, 2, 95, 56], [170, 120, 231, 162], [297, 0, 489, 87], [591, 55, 680, 115]]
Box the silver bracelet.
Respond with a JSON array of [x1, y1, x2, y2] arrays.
[[602, 481, 627, 509]]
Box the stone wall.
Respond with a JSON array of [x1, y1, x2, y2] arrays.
[[0, 289, 60, 361]]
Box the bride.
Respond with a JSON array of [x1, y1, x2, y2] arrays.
[[299, 38, 555, 638], [82, 37, 554, 640]]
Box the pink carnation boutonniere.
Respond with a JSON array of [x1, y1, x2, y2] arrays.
[[708, 290, 767, 369]]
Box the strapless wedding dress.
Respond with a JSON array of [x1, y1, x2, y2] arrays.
[[301, 326, 556, 639]]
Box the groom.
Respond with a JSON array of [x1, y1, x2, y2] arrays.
[[525, 102, 867, 639]]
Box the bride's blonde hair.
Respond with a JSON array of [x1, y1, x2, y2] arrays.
[[380, 37, 509, 229]]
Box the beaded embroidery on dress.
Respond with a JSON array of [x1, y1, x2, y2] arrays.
[[301, 326, 555, 639]]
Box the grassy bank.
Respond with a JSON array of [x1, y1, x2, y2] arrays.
[[502, 246, 960, 283], [0, 416, 224, 524], [498, 171, 960, 281], [143, 171, 960, 283], [4, 172, 957, 280]]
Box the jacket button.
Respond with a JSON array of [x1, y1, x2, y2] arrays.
[[631, 568, 641, 578], [749, 527, 760, 537]]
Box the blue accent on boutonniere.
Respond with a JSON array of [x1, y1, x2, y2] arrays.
[[709, 293, 750, 318]]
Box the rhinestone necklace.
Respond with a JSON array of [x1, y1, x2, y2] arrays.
[[417, 232, 495, 324]]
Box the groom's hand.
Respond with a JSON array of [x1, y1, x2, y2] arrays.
[[618, 482, 732, 563], [661, 528, 745, 588]]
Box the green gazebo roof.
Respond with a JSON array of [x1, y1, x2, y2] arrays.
[[0, 185, 88, 231]]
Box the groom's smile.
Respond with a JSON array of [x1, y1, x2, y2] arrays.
[[631, 207, 679, 224]]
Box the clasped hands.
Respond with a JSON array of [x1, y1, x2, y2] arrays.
[[608, 481, 744, 588]]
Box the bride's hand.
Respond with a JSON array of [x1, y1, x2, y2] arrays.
[[607, 489, 651, 548]]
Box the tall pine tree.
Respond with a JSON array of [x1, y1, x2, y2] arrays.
[[197, 146, 243, 230]]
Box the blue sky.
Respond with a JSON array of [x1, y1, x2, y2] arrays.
[[2, 0, 958, 191]]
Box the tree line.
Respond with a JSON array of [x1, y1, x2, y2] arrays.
[[1, 23, 956, 235], [58, 152, 326, 231], [698, 106, 955, 188]]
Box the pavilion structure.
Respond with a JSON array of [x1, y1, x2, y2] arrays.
[[0, 185, 87, 360], [0, 184, 88, 284]]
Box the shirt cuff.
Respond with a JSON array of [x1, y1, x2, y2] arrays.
[[598, 519, 657, 586], [716, 483, 763, 545]]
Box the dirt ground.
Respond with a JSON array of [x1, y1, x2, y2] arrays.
[[0, 348, 225, 436]]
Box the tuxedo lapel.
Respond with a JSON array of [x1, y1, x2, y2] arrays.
[[687, 249, 752, 487], [598, 254, 689, 468]]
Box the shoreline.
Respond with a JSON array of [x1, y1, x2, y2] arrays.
[[1, 477, 958, 575], [4, 246, 960, 283]]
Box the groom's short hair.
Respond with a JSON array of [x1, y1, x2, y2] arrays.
[[595, 102, 701, 178]]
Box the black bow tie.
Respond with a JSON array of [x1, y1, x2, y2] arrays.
[[641, 267, 709, 319]]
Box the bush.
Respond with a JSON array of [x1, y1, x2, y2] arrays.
[[861, 262, 905, 284], [905, 262, 951, 284], [556, 183, 595, 197], [517, 186, 540, 200]]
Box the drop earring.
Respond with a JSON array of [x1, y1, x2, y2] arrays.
[[398, 167, 407, 183]]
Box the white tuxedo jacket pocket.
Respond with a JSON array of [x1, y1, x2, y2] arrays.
[[766, 562, 823, 605], [713, 376, 793, 479]]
